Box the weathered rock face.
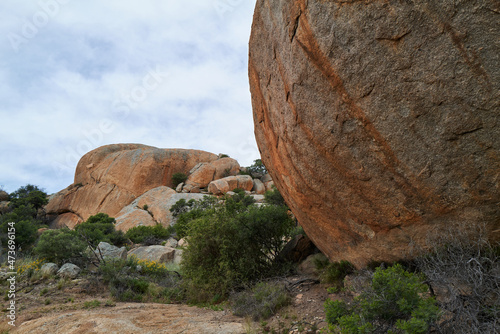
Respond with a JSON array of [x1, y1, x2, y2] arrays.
[[115, 188, 206, 231], [249, 0, 500, 267], [128, 245, 176, 264], [46, 144, 219, 226]]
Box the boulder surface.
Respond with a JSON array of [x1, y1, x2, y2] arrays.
[[249, 0, 500, 266], [46, 144, 218, 228]]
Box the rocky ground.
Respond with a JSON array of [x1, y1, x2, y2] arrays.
[[1, 273, 337, 334]]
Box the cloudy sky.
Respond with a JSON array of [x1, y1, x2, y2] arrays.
[[0, 0, 259, 194]]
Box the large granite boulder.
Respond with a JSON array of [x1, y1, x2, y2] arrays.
[[46, 144, 219, 228], [249, 0, 500, 267]]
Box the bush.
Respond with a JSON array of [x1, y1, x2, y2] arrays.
[[231, 282, 291, 320], [9, 184, 48, 210], [75, 213, 127, 247], [99, 257, 184, 303], [319, 260, 355, 285], [264, 186, 286, 207], [171, 172, 188, 187], [170, 196, 218, 239], [125, 224, 173, 244], [412, 227, 499, 334], [33, 229, 87, 265], [180, 194, 295, 302], [325, 264, 439, 334]]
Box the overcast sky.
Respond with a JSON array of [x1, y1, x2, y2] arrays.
[[0, 0, 259, 194]]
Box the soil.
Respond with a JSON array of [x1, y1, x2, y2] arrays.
[[0, 272, 344, 334]]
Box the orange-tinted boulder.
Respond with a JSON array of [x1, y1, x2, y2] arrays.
[[46, 144, 219, 226], [249, 0, 500, 267]]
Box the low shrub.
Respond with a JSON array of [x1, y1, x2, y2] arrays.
[[125, 224, 173, 244], [33, 228, 87, 265], [99, 257, 184, 303], [324, 264, 439, 334], [171, 172, 188, 187], [75, 213, 127, 247], [231, 282, 291, 320], [319, 260, 355, 285]]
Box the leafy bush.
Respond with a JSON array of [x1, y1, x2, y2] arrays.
[[179, 194, 295, 302], [33, 228, 87, 265], [125, 224, 173, 244], [319, 260, 355, 286], [170, 196, 218, 239], [75, 213, 127, 247], [325, 264, 439, 334], [231, 282, 291, 320], [171, 172, 188, 187]]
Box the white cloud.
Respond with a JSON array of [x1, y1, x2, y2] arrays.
[[0, 0, 259, 194]]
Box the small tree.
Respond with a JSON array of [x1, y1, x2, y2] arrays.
[[247, 159, 267, 176], [9, 184, 48, 210]]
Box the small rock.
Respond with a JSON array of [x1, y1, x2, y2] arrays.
[[40, 263, 59, 277], [94, 242, 127, 260], [128, 245, 175, 263], [57, 263, 81, 279], [175, 182, 184, 192]]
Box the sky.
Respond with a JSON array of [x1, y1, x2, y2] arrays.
[[0, 0, 259, 194]]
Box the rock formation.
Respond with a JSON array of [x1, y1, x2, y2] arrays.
[[249, 0, 500, 267], [46, 144, 219, 228], [46, 144, 272, 231]]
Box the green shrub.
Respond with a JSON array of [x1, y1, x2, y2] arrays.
[[324, 264, 439, 334], [171, 172, 188, 187], [0, 218, 38, 250], [34, 228, 87, 265], [170, 196, 218, 239], [264, 186, 286, 207], [99, 257, 184, 303], [319, 260, 355, 285], [180, 194, 295, 302], [9, 184, 48, 210], [231, 282, 291, 320], [125, 224, 172, 244], [75, 213, 127, 247]]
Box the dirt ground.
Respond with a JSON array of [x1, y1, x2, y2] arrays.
[[0, 272, 344, 334]]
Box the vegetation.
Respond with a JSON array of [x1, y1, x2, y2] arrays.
[[246, 159, 267, 176], [171, 172, 188, 187], [412, 227, 500, 334], [99, 256, 184, 303], [172, 190, 295, 303], [125, 224, 173, 244], [33, 228, 87, 265], [0, 184, 49, 250], [9, 184, 48, 210], [325, 264, 439, 334], [74, 213, 127, 247], [231, 282, 291, 320]]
